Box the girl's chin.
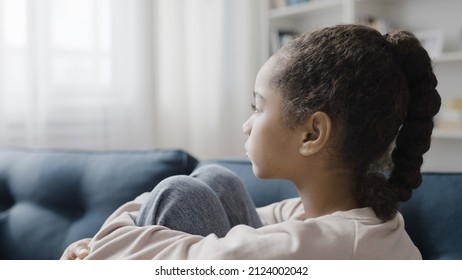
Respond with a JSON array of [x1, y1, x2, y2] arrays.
[[251, 164, 269, 179], [247, 154, 275, 179], [252, 163, 287, 181]]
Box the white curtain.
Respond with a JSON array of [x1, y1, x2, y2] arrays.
[[0, 0, 265, 159], [153, 0, 266, 159]]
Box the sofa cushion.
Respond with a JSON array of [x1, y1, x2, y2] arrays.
[[400, 173, 462, 260], [0, 148, 198, 260]]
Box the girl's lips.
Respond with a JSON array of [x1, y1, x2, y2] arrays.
[[244, 146, 250, 159]]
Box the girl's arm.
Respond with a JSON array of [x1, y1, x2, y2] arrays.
[[62, 194, 307, 260]]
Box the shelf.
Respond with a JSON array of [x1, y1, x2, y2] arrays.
[[432, 128, 462, 140], [266, 0, 462, 174], [432, 51, 462, 63], [269, 0, 344, 19]]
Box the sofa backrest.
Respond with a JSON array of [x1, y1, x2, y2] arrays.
[[0, 148, 198, 260], [400, 173, 462, 260]]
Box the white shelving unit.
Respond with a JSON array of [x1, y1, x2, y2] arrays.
[[264, 0, 462, 171], [432, 128, 462, 140], [269, 0, 347, 20], [433, 52, 462, 63]]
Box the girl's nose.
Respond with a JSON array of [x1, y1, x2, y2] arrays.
[[242, 118, 252, 136]]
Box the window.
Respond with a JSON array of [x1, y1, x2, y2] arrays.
[[0, 0, 154, 149]]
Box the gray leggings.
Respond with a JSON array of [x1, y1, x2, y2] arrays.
[[135, 164, 263, 237]]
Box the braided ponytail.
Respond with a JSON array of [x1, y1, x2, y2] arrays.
[[385, 31, 441, 202], [359, 31, 441, 220]]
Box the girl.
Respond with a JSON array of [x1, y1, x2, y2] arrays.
[[62, 24, 440, 260]]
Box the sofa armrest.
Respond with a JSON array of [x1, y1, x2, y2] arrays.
[[0, 148, 198, 260]]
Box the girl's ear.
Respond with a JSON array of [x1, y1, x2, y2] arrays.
[[299, 111, 332, 156]]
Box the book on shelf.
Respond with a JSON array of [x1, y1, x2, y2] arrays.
[[271, 30, 299, 53]]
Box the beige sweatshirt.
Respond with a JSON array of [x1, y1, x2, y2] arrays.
[[84, 193, 421, 260]]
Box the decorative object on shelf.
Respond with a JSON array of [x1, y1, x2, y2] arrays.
[[448, 99, 462, 110], [414, 29, 445, 58], [286, 0, 310, 5], [271, 0, 287, 9], [435, 98, 462, 131], [356, 15, 395, 35]]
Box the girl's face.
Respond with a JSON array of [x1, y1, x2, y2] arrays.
[[242, 55, 303, 180]]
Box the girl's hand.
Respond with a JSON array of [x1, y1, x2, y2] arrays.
[[60, 238, 91, 260]]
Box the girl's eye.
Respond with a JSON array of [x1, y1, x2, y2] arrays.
[[251, 103, 259, 113]]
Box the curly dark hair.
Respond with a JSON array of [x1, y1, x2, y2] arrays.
[[273, 24, 441, 221]]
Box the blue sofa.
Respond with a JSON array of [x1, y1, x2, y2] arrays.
[[0, 148, 460, 260]]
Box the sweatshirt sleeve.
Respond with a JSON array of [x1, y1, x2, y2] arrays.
[[86, 192, 204, 259], [85, 196, 321, 260]]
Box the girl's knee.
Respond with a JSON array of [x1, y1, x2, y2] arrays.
[[193, 164, 243, 185], [153, 175, 213, 199], [137, 174, 231, 236], [139, 175, 218, 221], [193, 164, 231, 176], [191, 164, 247, 202]]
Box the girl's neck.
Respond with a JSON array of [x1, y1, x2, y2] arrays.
[[294, 166, 359, 219]]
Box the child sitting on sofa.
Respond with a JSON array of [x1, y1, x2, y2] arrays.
[[62, 24, 441, 260]]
